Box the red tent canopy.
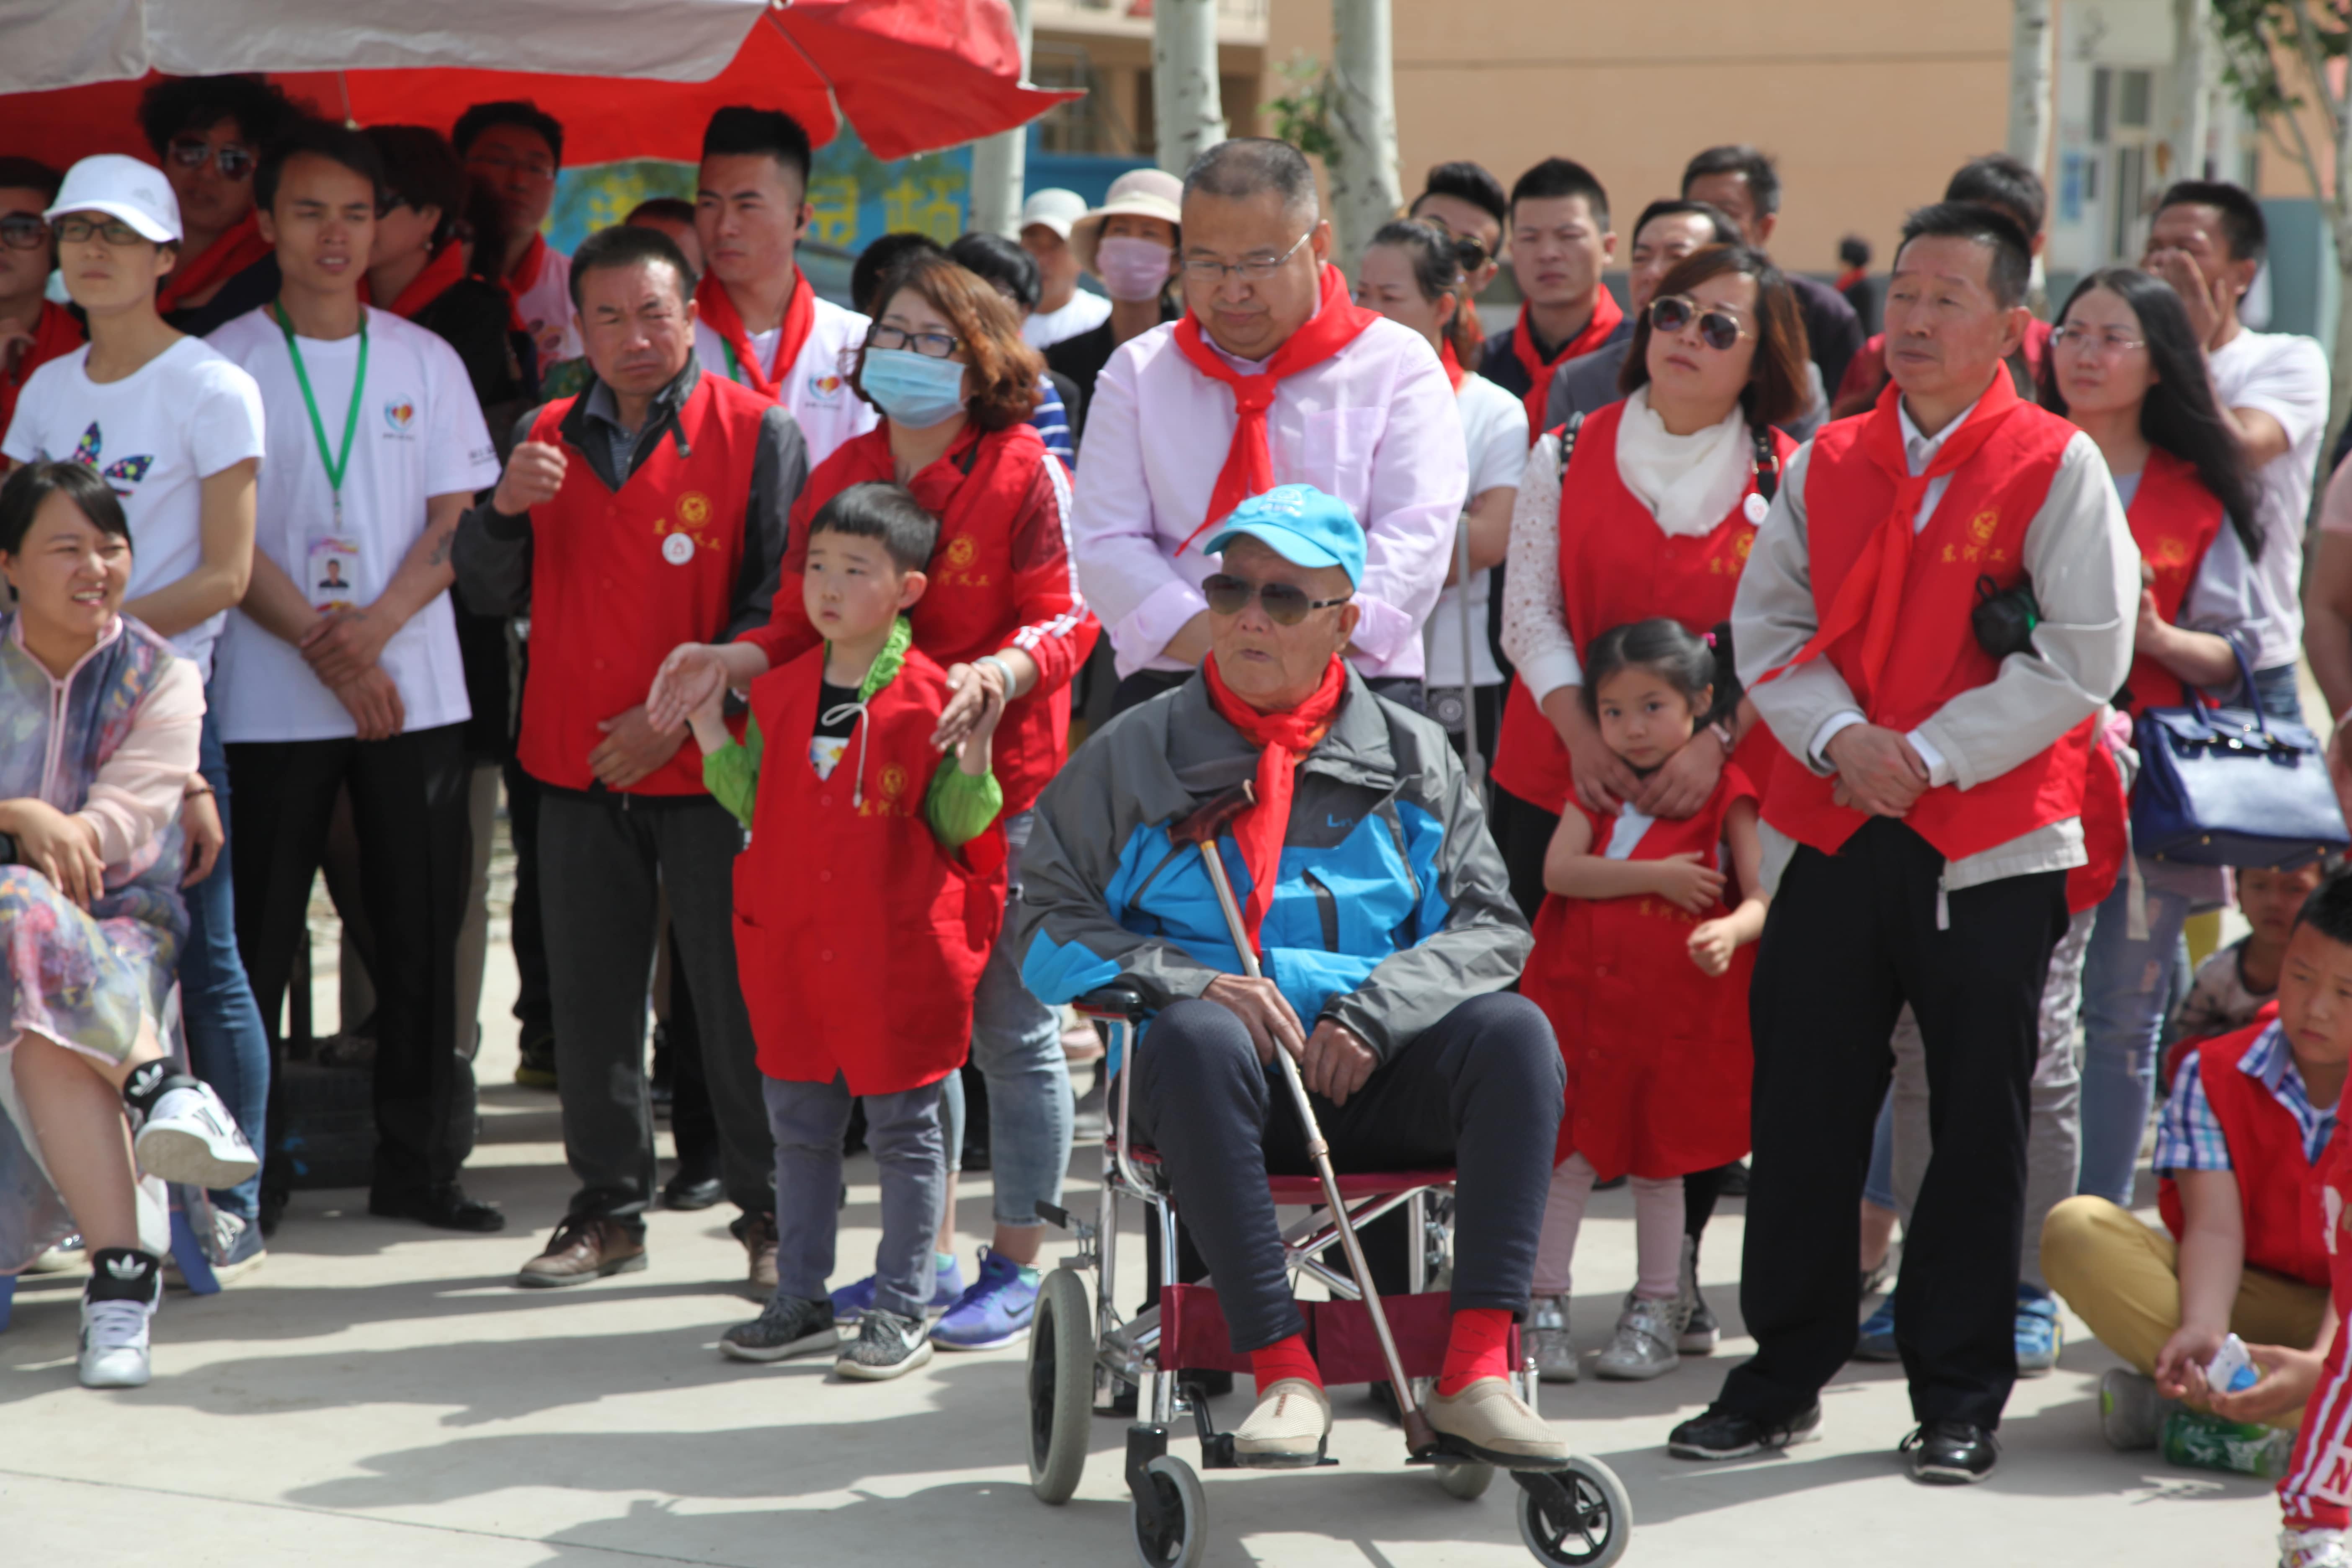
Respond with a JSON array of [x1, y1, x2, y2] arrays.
[[0, 2, 1079, 168]]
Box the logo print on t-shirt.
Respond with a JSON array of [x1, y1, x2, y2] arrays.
[[808, 374, 844, 400], [383, 398, 416, 434], [68, 423, 155, 496]]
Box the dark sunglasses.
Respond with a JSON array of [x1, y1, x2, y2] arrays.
[[1648, 294, 1750, 352], [167, 139, 255, 180], [0, 213, 48, 250], [1202, 572, 1351, 626], [1450, 235, 1489, 273]]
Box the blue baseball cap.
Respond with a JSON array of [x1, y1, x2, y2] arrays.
[[1203, 485, 1367, 587]]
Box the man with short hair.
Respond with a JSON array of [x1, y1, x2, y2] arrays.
[[454, 222, 805, 1291], [692, 106, 875, 467], [1072, 137, 1463, 714], [1408, 160, 1506, 298], [138, 75, 298, 335], [1019, 188, 1109, 351], [625, 197, 703, 276], [1677, 202, 2136, 1481], [2145, 178, 2329, 720], [1683, 144, 1863, 406], [0, 156, 76, 435], [453, 100, 579, 369], [1480, 157, 1620, 443], [1545, 198, 1743, 429]]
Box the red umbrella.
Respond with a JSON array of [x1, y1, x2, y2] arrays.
[[0, 1, 1080, 168]]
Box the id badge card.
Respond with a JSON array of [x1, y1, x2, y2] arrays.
[[308, 535, 361, 612]]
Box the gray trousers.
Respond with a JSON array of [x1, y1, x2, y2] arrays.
[[1883, 906, 2093, 1292], [538, 789, 774, 1226], [768, 1074, 945, 1320]]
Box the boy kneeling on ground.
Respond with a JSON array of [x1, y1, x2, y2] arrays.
[[687, 481, 1008, 1380]]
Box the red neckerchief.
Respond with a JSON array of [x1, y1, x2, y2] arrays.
[[1171, 264, 1379, 552], [1758, 371, 2022, 709], [155, 211, 272, 316], [1509, 289, 1623, 437], [694, 268, 814, 403], [1439, 338, 1465, 392], [372, 242, 468, 320], [1, 299, 84, 434], [1200, 652, 1349, 951], [507, 232, 548, 294]]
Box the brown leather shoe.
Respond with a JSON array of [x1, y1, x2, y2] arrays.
[[515, 1217, 646, 1289], [735, 1211, 778, 1295]]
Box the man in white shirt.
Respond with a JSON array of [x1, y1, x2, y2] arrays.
[[454, 100, 579, 369], [691, 106, 873, 467], [2145, 179, 2331, 717], [208, 121, 505, 1236], [1072, 137, 1465, 713], [1018, 187, 1109, 351]]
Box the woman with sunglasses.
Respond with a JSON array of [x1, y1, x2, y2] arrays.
[[136, 75, 297, 335], [1353, 217, 1524, 774], [0, 159, 80, 439], [649, 250, 1096, 1352]]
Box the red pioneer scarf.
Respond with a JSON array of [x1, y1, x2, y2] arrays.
[[1201, 652, 1349, 951], [694, 268, 814, 403], [1, 299, 84, 436], [1171, 264, 1379, 552], [1759, 371, 2022, 709], [371, 242, 468, 319], [1509, 290, 1623, 441], [1439, 338, 1465, 392], [155, 211, 273, 316]]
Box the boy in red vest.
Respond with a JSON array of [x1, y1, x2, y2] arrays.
[[688, 480, 1008, 1381]]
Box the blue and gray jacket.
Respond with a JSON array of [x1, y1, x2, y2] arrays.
[[1014, 666, 1531, 1064]]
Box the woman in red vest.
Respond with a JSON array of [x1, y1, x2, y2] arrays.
[[2041, 266, 2266, 1211], [650, 250, 1096, 1349]]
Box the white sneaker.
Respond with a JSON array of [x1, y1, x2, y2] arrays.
[[1593, 1292, 1683, 1381], [79, 1248, 160, 1389], [1232, 1377, 1331, 1467], [132, 1081, 259, 1189], [2282, 1528, 2352, 1568], [29, 1233, 85, 1274], [1527, 1292, 1579, 1382]]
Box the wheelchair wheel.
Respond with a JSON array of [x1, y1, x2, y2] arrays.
[[1130, 1454, 1207, 1568], [1514, 1457, 1632, 1567], [1435, 1458, 1495, 1500], [1028, 1268, 1095, 1504]]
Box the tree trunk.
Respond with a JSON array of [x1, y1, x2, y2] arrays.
[[1153, 0, 1225, 178], [967, 0, 1033, 239], [2166, 0, 2214, 183], [2006, 0, 2055, 173], [1327, 0, 1402, 270]]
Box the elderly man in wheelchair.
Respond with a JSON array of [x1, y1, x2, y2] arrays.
[[1017, 486, 1571, 1473]]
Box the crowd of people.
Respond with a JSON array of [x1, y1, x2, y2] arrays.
[[7, 72, 2352, 1561]]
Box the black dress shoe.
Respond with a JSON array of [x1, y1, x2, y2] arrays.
[[370, 1183, 508, 1233], [1902, 1421, 1998, 1484], [1666, 1401, 1822, 1460], [662, 1173, 724, 1211]]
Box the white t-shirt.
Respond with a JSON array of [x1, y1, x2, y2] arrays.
[[2210, 326, 2329, 670], [1424, 371, 1529, 689], [205, 305, 499, 743], [1024, 288, 1111, 351], [3, 337, 266, 681], [693, 286, 877, 467], [514, 242, 580, 368]]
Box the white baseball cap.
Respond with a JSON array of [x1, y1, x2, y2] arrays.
[[46, 154, 182, 245], [1019, 188, 1088, 241]]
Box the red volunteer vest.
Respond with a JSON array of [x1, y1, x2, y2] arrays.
[[2066, 732, 2130, 914], [741, 420, 1093, 814], [1489, 402, 1795, 813], [1762, 393, 2091, 861], [2121, 448, 2228, 717], [1519, 766, 1756, 1181], [732, 642, 1007, 1094], [515, 373, 765, 795], [2158, 1013, 2334, 1289]]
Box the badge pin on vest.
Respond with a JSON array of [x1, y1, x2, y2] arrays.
[[662, 533, 696, 565], [1743, 492, 1770, 524]]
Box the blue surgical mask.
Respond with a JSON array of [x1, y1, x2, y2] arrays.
[[861, 348, 969, 428]]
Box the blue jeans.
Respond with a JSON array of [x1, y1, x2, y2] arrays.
[[2076, 857, 2207, 1207], [2254, 663, 2307, 723], [178, 701, 270, 1220]]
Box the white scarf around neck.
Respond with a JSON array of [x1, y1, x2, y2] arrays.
[[1614, 385, 1752, 539]]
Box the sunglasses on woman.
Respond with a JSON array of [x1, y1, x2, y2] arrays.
[[1201, 572, 1352, 625], [1648, 294, 1751, 352], [166, 139, 255, 180]]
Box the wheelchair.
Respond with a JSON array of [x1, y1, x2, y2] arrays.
[[1024, 982, 1632, 1568]]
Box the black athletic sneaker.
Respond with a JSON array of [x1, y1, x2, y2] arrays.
[[1902, 1421, 1999, 1484], [1667, 1401, 1823, 1460], [836, 1307, 935, 1381], [720, 1294, 838, 1364]]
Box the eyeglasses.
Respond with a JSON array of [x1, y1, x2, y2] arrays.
[[465, 151, 557, 183], [0, 213, 48, 250], [1201, 572, 1352, 625], [2050, 325, 2147, 357], [867, 325, 965, 359], [1181, 229, 1313, 285], [166, 139, 255, 180], [53, 215, 146, 247], [1648, 294, 1751, 352]]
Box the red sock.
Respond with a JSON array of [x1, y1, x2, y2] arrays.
[[1250, 1332, 1322, 1393], [1437, 1307, 1515, 1396]]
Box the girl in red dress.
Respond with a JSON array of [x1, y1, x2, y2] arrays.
[[1520, 619, 1768, 1383]]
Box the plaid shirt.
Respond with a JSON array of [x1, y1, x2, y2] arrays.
[[2154, 1021, 2338, 1174]]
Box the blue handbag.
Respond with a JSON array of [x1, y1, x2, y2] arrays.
[[2129, 646, 2347, 869]]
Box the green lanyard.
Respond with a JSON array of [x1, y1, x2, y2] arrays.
[[272, 301, 368, 532]]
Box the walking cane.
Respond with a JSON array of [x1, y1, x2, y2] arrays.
[[1166, 783, 1440, 1457]]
